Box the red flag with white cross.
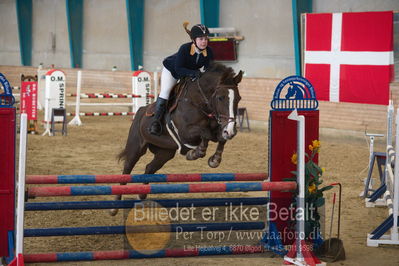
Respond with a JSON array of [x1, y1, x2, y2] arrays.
[[304, 11, 394, 105]]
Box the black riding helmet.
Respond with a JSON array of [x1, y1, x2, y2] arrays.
[[183, 22, 210, 40], [190, 24, 210, 39]]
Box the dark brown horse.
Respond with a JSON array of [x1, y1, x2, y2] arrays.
[[110, 63, 243, 215]]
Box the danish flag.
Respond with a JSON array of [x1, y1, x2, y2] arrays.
[[304, 11, 394, 105]]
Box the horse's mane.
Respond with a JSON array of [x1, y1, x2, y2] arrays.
[[203, 62, 235, 84], [207, 62, 234, 75]]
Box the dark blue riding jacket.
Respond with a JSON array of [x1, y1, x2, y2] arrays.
[[163, 42, 214, 80]]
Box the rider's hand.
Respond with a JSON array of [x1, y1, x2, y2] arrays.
[[191, 71, 201, 81]]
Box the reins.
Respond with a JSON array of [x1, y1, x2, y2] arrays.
[[196, 78, 210, 106], [194, 79, 237, 125]]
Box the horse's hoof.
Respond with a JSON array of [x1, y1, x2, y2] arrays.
[[197, 150, 206, 158], [109, 208, 119, 216], [208, 155, 221, 168], [138, 194, 148, 200], [186, 150, 197, 160]]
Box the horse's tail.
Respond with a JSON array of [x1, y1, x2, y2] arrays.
[[116, 106, 147, 163], [117, 148, 128, 163]]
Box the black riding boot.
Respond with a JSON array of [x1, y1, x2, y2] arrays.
[[149, 97, 168, 136]]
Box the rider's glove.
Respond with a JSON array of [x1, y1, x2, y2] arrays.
[[191, 71, 201, 81]]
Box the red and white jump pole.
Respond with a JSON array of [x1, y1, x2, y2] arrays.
[[68, 70, 153, 125]]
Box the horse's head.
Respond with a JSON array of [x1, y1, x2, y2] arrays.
[[210, 68, 243, 140]]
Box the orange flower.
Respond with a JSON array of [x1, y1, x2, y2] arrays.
[[291, 153, 297, 165], [308, 183, 317, 193], [309, 140, 321, 153], [312, 140, 321, 149]]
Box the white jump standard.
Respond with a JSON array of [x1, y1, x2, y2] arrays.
[[367, 107, 399, 247]]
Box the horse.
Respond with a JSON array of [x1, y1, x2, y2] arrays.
[[110, 63, 243, 215]]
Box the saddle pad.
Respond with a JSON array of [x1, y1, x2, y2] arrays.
[[145, 103, 156, 117]]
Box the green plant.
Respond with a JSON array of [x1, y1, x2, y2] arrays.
[[289, 140, 333, 239]]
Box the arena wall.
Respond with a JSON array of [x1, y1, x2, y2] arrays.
[[1, 0, 398, 79], [1, 65, 397, 132]]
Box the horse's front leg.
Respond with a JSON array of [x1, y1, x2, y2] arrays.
[[208, 141, 226, 168], [186, 138, 209, 160]]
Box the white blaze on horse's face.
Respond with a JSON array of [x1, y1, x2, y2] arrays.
[[223, 89, 236, 140]]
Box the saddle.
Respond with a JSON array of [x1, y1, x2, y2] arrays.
[[145, 78, 192, 155], [145, 78, 188, 116]]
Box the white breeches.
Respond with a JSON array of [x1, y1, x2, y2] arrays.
[[159, 67, 177, 100]]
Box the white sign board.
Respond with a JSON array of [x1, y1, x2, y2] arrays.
[[132, 71, 152, 113], [44, 69, 66, 122], [37, 69, 47, 110]]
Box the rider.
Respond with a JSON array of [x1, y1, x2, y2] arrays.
[[149, 22, 214, 136]]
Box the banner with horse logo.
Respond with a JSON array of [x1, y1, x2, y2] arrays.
[[304, 11, 394, 105]]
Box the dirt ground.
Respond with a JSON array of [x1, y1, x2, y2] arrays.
[[22, 114, 399, 266]]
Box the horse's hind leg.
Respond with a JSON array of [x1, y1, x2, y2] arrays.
[[109, 140, 148, 216], [138, 146, 176, 199], [109, 147, 147, 216]]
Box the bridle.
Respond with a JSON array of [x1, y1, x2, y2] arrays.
[[195, 79, 237, 126]]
